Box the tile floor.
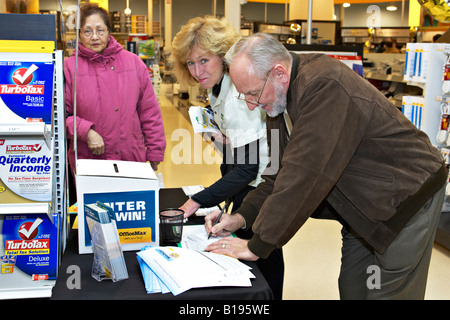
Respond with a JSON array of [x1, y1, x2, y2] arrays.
[[157, 85, 450, 300]]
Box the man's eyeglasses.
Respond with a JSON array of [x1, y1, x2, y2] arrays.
[[81, 28, 108, 38], [237, 72, 270, 107]]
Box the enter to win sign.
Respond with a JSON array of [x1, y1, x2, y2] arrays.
[[84, 190, 157, 246]]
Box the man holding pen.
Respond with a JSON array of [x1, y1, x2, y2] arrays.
[[205, 33, 446, 299]]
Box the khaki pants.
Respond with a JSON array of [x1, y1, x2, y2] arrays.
[[338, 186, 445, 299]]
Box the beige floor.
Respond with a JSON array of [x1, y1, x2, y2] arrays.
[[157, 85, 450, 300]]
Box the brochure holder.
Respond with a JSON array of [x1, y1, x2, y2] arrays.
[[85, 201, 128, 282]]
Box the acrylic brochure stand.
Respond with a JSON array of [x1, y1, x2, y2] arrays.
[[85, 201, 128, 282]]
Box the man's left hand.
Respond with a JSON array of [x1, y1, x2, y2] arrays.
[[205, 237, 259, 261]]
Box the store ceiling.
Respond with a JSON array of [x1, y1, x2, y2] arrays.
[[246, 0, 291, 3], [334, 0, 403, 3], [246, 0, 404, 3]]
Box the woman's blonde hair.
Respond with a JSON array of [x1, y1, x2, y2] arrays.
[[171, 15, 240, 86]]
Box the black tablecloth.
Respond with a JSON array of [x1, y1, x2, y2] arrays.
[[50, 188, 273, 300]]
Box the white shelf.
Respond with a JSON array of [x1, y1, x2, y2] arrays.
[[0, 202, 51, 218], [0, 281, 55, 299], [0, 123, 51, 148]]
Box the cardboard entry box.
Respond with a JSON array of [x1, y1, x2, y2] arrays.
[[75, 159, 159, 254]]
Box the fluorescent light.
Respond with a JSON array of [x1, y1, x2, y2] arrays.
[[386, 5, 397, 11], [343, 3, 351, 8]]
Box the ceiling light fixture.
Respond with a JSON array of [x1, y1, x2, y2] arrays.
[[124, 0, 132, 15], [386, 5, 397, 11]]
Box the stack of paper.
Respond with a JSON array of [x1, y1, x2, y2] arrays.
[[85, 202, 128, 282], [137, 251, 170, 294], [137, 246, 254, 296]]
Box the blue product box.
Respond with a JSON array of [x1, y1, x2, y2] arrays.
[[1, 213, 59, 280], [0, 61, 55, 125]]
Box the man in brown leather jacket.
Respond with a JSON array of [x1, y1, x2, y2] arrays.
[[205, 33, 447, 299]]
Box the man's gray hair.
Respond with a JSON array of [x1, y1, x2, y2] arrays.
[[225, 32, 292, 79]]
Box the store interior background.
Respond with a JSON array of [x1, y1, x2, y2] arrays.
[[35, 0, 411, 27], [1, 0, 449, 299], [35, 0, 414, 39]]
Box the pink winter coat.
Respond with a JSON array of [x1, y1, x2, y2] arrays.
[[64, 35, 166, 172]]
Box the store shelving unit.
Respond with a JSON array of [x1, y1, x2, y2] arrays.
[[402, 43, 450, 146], [0, 36, 67, 298], [364, 52, 423, 109], [52, 45, 70, 256], [401, 43, 450, 249]]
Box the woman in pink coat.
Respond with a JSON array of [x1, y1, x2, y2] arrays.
[[64, 3, 166, 178]]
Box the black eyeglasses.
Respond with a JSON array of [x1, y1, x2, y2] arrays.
[[237, 72, 270, 107]]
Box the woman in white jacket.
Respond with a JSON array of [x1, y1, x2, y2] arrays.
[[171, 16, 284, 300]]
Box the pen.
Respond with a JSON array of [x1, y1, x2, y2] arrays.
[[207, 199, 230, 239]]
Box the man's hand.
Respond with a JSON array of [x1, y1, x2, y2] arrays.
[[204, 210, 245, 237], [205, 237, 259, 261]]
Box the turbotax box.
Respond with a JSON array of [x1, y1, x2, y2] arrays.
[[0, 212, 59, 299], [0, 59, 55, 126], [0, 136, 53, 204], [75, 159, 159, 254]]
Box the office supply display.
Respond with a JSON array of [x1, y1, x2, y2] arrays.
[[403, 43, 450, 146], [402, 43, 450, 249], [401, 96, 424, 130], [0, 38, 67, 299], [137, 246, 254, 296], [85, 202, 128, 282], [188, 106, 220, 134]]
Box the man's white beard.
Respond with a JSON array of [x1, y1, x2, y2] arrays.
[[265, 80, 287, 117]]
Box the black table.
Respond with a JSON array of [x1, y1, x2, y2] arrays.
[[50, 188, 273, 300]]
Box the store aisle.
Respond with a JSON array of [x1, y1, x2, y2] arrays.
[[157, 85, 450, 300], [157, 88, 222, 189]]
